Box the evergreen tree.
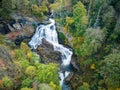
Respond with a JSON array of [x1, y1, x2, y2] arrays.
[[72, 2, 88, 36]]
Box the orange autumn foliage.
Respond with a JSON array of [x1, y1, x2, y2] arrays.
[[0, 80, 3, 86]]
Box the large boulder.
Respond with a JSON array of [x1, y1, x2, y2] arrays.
[[0, 18, 11, 34], [37, 39, 62, 64]]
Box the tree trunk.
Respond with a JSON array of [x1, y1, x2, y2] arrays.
[[87, 0, 92, 19], [36, 0, 43, 7], [94, 6, 102, 28]]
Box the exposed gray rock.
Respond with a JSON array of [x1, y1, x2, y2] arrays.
[[37, 38, 62, 64], [65, 72, 74, 83]]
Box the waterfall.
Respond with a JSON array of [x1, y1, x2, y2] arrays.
[[29, 18, 73, 86]]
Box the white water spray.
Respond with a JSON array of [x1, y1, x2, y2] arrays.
[[29, 18, 73, 86]]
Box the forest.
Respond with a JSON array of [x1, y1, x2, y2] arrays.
[[0, 0, 120, 90]]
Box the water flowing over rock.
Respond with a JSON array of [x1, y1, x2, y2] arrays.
[[29, 18, 73, 86]]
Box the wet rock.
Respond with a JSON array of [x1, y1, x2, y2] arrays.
[[8, 19, 16, 27], [0, 20, 11, 34], [42, 38, 54, 50], [64, 54, 82, 89], [65, 72, 81, 89], [65, 72, 74, 82], [14, 35, 25, 45], [18, 18, 26, 25], [37, 38, 62, 64], [71, 54, 81, 72]]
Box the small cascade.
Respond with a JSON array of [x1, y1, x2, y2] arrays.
[[29, 18, 73, 87]]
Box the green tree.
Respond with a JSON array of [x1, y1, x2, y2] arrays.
[[72, 1, 88, 36], [0, 0, 12, 19], [99, 50, 120, 88], [80, 28, 105, 56], [2, 0, 12, 11], [35, 63, 59, 85]]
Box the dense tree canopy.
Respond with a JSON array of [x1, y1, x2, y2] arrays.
[[0, 0, 120, 90]]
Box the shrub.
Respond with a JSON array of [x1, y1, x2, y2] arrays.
[[25, 66, 36, 77], [66, 17, 74, 25], [58, 32, 66, 44], [16, 58, 30, 70], [78, 82, 90, 90], [49, 82, 61, 90], [20, 87, 33, 90], [20, 42, 31, 55], [14, 49, 24, 59], [1, 76, 13, 88], [28, 52, 41, 64], [21, 78, 33, 88]]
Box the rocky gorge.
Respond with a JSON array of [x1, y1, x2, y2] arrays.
[[0, 13, 81, 90], [1, 0, 120, 89]]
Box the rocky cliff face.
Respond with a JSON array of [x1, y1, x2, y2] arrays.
[[0, 46, 18, 79]]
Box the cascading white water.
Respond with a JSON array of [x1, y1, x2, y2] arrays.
[[29, 18, 73, 86]]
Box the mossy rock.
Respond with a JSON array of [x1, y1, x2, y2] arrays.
[[38, 83, 53, 90], [58, 32, 66, 44]]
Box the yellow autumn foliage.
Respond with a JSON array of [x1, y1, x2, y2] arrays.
[[66, 17, 74, 25], [32, 5, 40, 12], [40, 5, 48, 12], [26, 52, 32, 59], [90, 64, 96, 70], [108, 87, 120, 90], [49, 81, 61, 90], [72, 36, 84, 48], [49, 0, 62, 11], [25, 66, 36, 77], [20, 42, 31, 55]]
